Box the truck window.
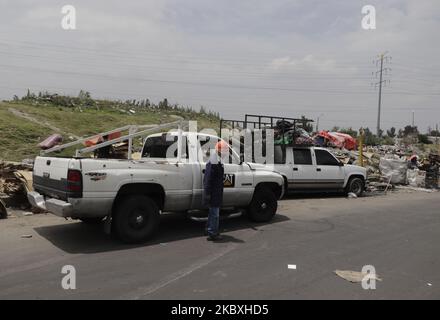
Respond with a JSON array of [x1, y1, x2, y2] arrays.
[[142, 135, 188, 159], [315, 149, 340, 166], [274, 145, 285, 164], [292, 149, 312, 165], [198, 136, 240, 164]]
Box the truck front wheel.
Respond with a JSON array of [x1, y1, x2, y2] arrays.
[[247, 187, 277, 222], [113, 195, 160, 243], [345, 177, 364, 197]]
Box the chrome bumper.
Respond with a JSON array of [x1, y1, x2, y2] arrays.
[[27, 191, 73, 218]]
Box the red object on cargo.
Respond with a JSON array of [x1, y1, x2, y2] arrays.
[[331, 132, 357, 150], [107, 132, 121, 140], [83, 132, 121, 147], [84, 136, 103, 147], [316, 131, 357, 150], [38, 134, 63, 150]]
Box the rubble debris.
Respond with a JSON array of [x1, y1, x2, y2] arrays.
[[0, 161, 35, 211], [368, 182, 395, 191], [394, 186, 437, 193], [347, 192, 357, 198], [322, 140, 439, 192], [407, 169, 425, 188], [379, 157, 408, 185], [421, 154, 439, 189], [21, 234, 33, 238]]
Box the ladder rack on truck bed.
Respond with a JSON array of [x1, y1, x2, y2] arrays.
[[41, 120, 184, 159]]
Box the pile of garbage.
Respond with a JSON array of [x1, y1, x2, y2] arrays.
[[273, 120, 314, 145], [328, 143, 440, 192], [264, 118, 438, 193], [0, 160, 37, 217]]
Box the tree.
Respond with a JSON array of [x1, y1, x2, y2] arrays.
[[386, 127, 396, 138], [378, 128, 384, 138], [403, 125, 419, 136], [363, 127, 381, 145], [159, 98, 169, 109], [382, 136, 395, 145], [430, 130, 440, 137], [78, 90, 91, 99], [418, 134, 432, 144]]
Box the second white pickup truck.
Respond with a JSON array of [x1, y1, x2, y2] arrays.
[[273, 145, 367, 196], [28, 131, 284, 243]]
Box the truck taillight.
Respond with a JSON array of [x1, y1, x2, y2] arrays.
[[67, 169, 82, 196]]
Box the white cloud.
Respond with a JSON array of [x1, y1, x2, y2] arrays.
[[269, 55, 338, 73]]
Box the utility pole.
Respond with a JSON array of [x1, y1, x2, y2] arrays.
[[436, 124, 439, 149], [316, 113, 323, 132], [412, 111, 415, 127], [372, 52, 391, 137]]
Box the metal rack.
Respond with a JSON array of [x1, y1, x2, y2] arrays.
[[220, 114, 314, 147], [41, 120, 184, 159]]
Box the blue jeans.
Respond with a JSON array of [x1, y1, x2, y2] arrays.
[[207, 207, 220, 236]]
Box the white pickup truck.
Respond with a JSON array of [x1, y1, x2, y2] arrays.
[[28, 131, 284, 243], [273, 145, 367, 196]]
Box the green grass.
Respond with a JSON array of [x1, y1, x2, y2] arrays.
[[0, 101, 220, 161]]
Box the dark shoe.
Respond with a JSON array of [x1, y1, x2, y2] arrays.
[[207, 234, 223, 241]]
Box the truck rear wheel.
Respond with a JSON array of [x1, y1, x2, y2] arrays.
[[247, 187, 277, 222], [113, 195, 160, 243]]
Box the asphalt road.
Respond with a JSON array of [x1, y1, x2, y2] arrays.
[[0, 190, 439, 299]]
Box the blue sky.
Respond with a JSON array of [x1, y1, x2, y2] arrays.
[[0, 0, 439, 132]]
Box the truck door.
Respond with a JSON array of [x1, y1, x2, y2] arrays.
[[289, 148, 317, 189], [141, 134, 194, 211], [196, 136, 252, 208], [314, 149, 345, 189]]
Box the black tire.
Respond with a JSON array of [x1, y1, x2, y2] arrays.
[[0, 199, 7, 219], [112, 195, 160, 243], [346, 177, 364, 197], [79, 217, 104, 224], [247, 187, 277, 222]]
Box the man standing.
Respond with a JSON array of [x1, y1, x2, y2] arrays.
[[203, 140, 228, 241]]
